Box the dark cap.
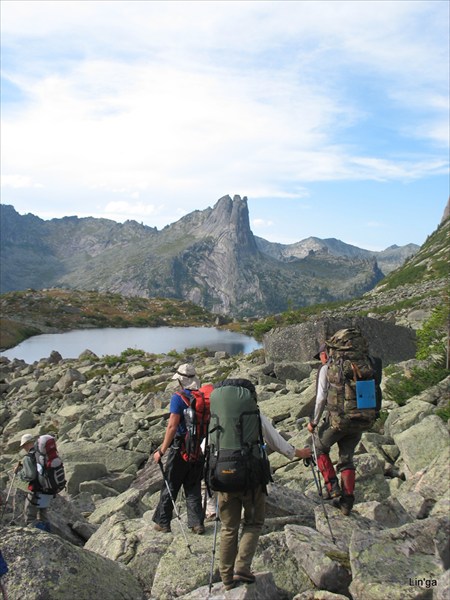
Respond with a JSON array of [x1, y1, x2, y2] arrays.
[[313, 343, 327, 360]]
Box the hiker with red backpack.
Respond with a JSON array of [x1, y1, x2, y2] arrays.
[[307, 328, 382, 516], [152, 363, 213, 535], [14, 433, 66, 531]]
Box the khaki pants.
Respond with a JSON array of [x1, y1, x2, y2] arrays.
[[25, 493, 50, 525], [218, 485, 265, 584]]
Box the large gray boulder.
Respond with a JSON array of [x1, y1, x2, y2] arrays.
[[349, 517, 447, 600], [58, 440, 147, 472], [180, 572, 284, 599], [284, 525, 351, 595], [85, 513, 173, 597], [0, 525, 145, 600], [253, 530, 314, 597], [384, 400, 435, 438], [393, 415, 449, 477], [88, 488, 147, 525], [263, 317, 416, 365]]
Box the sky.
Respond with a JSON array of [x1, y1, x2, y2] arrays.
[[1, 1, 449, 251]]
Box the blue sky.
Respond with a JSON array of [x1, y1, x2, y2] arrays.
[[1, 0, 448, 251]]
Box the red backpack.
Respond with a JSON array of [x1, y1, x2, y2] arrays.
[[176, 384, 213, 462], [33, 434, 66, 495]]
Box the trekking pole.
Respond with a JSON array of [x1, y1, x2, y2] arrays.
[[308, 437, 336, 545], [157, 460, 193, 554], [208, 495, 220, 593], [0, 472, 17, 522]]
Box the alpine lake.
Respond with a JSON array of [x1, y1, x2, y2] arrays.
[[1, 326, 262, 364]]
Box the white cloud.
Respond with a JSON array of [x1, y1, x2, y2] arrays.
[[1, 0, 448, 232], [1, 174, 44, 189], [252, 218, 274, 228]]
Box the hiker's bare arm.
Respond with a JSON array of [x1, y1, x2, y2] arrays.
[[153, 413, 181, 462]]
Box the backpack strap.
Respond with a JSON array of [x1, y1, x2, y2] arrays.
[[175, 390, 192, 408]]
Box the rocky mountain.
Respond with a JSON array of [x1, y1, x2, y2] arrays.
[[255, 236, 419, 275], [0, 196, 416, 317]]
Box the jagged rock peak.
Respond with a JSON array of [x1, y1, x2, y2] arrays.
[[441, 198, 449, 224], [203, 194, 257, 254]]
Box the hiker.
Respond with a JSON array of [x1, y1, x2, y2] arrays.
[[208, 378, 311, 590], [14, 434, 53, 530], [152, 363, 208, 535], [307, 328, 382, 516]]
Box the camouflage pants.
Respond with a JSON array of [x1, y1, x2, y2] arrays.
[[218, 485, 265, 584], [314, 418, 362, 472]]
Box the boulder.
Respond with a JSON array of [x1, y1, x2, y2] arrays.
[[384, 400, 434, 438], [435, 570, 450, 600], [0, 525, 145, 600], [349, 517, 447, 600], [65, 462, 109, 495], [263, 317, 416, 365], [265, 483, 317, 527], [180, 572, 283, 599], [284, 525, 351, 595], [88, 488, 147, 525], [394, 415, 449, 477], [58, 440, 147, 472], [85, 513, 173, 597], [253, 530, 314, 597]]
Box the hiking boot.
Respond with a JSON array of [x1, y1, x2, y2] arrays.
[[327, 478, 342, 499], [223, 581, 238, 591], [154, 523, 171, 533], [233, 570, 256, 584], [190, 524, 205, 535], [339, 495, 355, 516]]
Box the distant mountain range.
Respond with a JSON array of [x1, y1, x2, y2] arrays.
[[0, 198, 420, 317]]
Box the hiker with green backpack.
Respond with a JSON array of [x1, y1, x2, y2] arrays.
[[206, 378, 311, 591], [307, 328, 382, 516]]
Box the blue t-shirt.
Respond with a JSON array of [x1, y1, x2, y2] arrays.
[[170, 389, 194, 437]]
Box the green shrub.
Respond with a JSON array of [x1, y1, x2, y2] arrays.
[[384, 365, 448, 406], [436, 400, 450, 423], [416, 304, 448, 362]]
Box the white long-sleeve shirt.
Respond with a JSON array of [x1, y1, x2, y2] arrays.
[[312, 364, 330, 425], [260, 413, 296, 459]]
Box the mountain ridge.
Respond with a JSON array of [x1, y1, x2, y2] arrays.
[[0, 197, 419, 316]]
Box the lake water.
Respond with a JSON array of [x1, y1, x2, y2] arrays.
[[1, 326, 262, 364]]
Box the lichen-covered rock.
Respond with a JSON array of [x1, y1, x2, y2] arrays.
[[179, 571, 283, 599], [58, 440, 147, 472], [394, 415, 449, 477], [265, 483, 317, 527], [284, 525, 351, 595], [149, 524, 221, 599], [348, 517, 447, 600], [384, 400, 434, 438], [85, 513, 172, 597], [88, 488, 147, 525], [293, 591, 349, 600], [0, 525, 145, 600], [253, 530, 313, 597]]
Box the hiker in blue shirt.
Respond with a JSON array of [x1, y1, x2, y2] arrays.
[[152, 363, 206, 534]]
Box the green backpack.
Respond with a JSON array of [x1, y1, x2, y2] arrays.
[[325, 328, 379, 431], [206, 379, 271, 493]]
